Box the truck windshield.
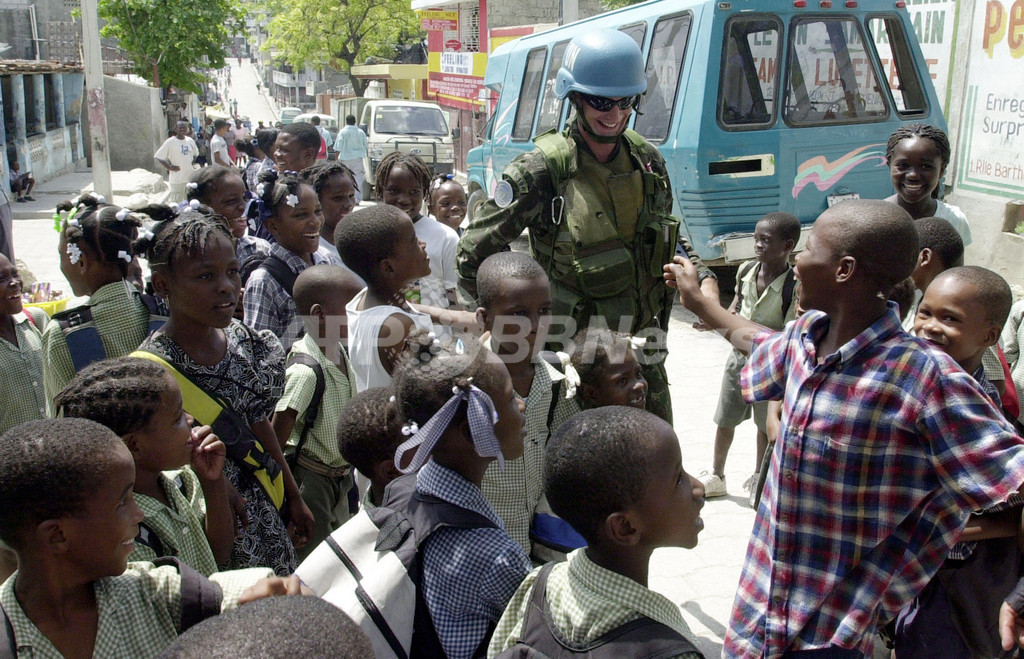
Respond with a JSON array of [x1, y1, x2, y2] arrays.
[[373, 107, 449, 136]]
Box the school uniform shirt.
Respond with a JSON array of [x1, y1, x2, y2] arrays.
[[0, 308, 47, 435], [724, 304, 1024, 658], [345, 288, 433, 391], [243, 243, 333, 352], [418, 460, 532, 659], [488, 548, 702, 657], [275, 332, 356, 468], [0, 562, 274, 659], [153, 136, 199, 185], [735, 261, 797, 329], [129, 468, 218, 578], [41, 280, 154, 411], [236, 234, 271, 265], [412, 215, 459, 309], [480, 342, 579, 555]]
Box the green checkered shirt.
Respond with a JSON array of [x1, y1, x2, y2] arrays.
[[488, 548, 701, 658], [0, 562, 274, 658], [275, 334, 355, 468], [0, 309, 47, 435], [480, 347, 580, 554], [41, 281, 155, 411], [129, 469, 219, 577]]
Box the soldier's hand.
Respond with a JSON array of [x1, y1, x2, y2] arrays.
[[664, 256, 703, 311]]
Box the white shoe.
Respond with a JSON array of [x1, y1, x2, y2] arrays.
[[698, 470, 727, 498]]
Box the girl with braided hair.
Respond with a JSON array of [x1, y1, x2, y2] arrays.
[[135, 210, 313, 575], [884, 122, 971, 245], [186, 165, 271, 264], [42, 193, 159, 405], [243, 169, 333, 351], [300, 160, 358, 277], [54, 356, 234, 577]]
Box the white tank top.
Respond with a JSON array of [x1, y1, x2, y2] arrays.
[[345, 288, 433, 392]]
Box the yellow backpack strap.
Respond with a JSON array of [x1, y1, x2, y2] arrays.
[[130, 350, 286, 509]]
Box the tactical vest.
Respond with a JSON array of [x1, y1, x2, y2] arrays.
[[529, 129, 679, 335]]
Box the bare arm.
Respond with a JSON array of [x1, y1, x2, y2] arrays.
[[664, 255, 767, 354], [155, 157, 180, 172], [271, 408, 298, 452], [187, 426, 235, 565]]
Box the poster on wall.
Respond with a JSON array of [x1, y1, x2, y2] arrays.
[[955, 0, 1024, 198], [901, 1, 957, 111]]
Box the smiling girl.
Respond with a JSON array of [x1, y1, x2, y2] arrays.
[[0, 253, 47, 435], [885, 123, 971, 246], [243, 170, 333, 350]]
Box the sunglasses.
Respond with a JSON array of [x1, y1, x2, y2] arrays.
[[579, 93, 640, 112]]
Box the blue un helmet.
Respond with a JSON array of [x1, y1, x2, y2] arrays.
[[554, 29, 647, 100]]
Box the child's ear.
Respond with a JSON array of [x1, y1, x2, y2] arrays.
[[835, 255, 857, 283], [122, 433, 142, 455], [151, 270, 171, 298], [917, 248, 933, 270], [604, 511, 641, 546], [263, 215, 280, 237], [982, 324, 1001, 348], [36, 519, 71, 554], [783, 239, 796, 254], [475, 307, 492, 331], [310, 303, 325, 321]]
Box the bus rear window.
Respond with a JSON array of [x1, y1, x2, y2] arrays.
[[719, 16, 782, 129], [512, 48, 547, 141], [867, 16, 928, 115], [634, 12, 692, 143], [784, 18, 888, 126]]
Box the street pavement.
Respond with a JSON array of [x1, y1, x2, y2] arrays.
[[11, 168, 758, 656], [220, 59, 281, 127]]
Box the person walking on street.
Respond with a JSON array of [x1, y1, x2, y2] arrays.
[[456, 28, 718, 424], [153, 120, 198, 202], [333, 115, 368, 203]]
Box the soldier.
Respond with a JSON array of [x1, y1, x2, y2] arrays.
[[456, 28, 718, 423]]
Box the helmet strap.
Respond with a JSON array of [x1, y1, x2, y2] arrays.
[[569, 97, 622, 145]]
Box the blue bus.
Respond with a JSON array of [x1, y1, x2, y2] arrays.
[[466, 0, 945, 262]]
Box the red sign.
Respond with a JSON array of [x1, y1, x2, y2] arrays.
[[445, 39, 462, 52], [422, 18, 458, 31], [429, 71, 485, 111]]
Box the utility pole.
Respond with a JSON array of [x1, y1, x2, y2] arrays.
[[79, 0, 113, 199]]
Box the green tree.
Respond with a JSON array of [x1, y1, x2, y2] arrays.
[[602, 0, 643, 8], [98, 0, 244, 92], [262, 0, 422, 96]]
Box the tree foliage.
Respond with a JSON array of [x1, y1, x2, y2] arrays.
[[602, 0, 643, 9], [98, 0, 244, 92], [262, 0, 422, 96]]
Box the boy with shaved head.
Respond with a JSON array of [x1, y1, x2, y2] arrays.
[[665, 199, 1024, 658]]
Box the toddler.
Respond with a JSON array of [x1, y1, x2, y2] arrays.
[[428, 173, 468, 234]]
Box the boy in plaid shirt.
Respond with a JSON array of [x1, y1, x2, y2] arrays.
[[0, 418, 304, 659], [272, 265, 363, 560], [666, 199, 1024, 658], [488, 406, 705, 657]]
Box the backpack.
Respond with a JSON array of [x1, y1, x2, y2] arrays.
[[52, 292, 168, 372], [494, 563, 703, 659], [0, 557, 221, 659], [295, 473, 497, 659], [257, 254, 299, 297], [733, 261, 797, 321], [284, 352, 325, 471]]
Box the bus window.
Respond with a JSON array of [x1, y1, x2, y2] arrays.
[[785, 18, 887, 125], [867, 16, 927, 115], [512, 47, 548, 141], [619, 22, 647, 49], [536, 41, 570, 136], [634, 12, 692, 143], [719, 16, 781, 129]]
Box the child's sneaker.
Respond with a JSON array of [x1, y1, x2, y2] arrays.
[[698, 470, 727, 498]]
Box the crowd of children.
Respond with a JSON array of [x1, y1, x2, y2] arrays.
[[1, 115, 1024, 658]]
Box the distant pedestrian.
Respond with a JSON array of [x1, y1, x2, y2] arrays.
[[153, 121, 198, 203], [8, 160, 35, 203], [209, 119, 232, 168], [333, 115, 367, 203]]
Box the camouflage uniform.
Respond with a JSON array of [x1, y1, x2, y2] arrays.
[[457, 125, 713, 423]]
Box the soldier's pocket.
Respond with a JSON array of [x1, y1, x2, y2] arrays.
[[642, 216, 680, 278], [574, 243, 635, 299]]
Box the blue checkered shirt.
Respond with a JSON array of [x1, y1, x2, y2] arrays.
[[725, 306, 1024, 658], [243, 243, 331, 351], [418, 460, 532, 659]]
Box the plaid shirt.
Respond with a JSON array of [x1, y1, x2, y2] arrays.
[[0, 308, 47, 435], [275, 332, 356, 468], [129, 469, 219, 577], [0, 562, 273, 658], [41, 280, 155, 410], [489, 548, 702, 657], [726, 307, 1024, 658], [235, 234, 271, 265], [419, 460, 532, 659], [243, 243, 331, 352], [481, 346, 579, 554]]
